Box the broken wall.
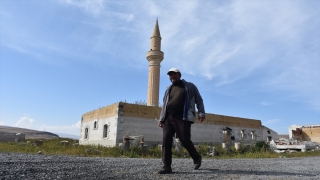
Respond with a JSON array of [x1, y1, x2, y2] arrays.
[[302, 126, 320, 143]]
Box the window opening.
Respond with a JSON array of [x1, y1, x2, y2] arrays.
[[103, 125, 108, 138], [84, 128, 89, 139], [94, 121, 97, 129], [251, 131, 255, 140], [231, 135, 235, 141], [267, 136, 272, 142], [241, 130, 245, 141]]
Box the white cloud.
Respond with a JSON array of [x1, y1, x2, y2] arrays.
[[2, 0, 319, 113], [62, 0, 105, 16], [15, 115, 35, 129], [260, 101, 270, 106], [38, 121, 81, 136], [264, 119, 281, 124], [126, 14, 134, 21]]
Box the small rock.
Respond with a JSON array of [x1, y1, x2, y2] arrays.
[[60, 140, 69, 146]]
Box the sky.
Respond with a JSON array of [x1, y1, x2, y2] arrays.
[[0, 0, 319, 136]]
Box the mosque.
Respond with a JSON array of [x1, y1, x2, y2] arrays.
[[79, 20, 278, 147]]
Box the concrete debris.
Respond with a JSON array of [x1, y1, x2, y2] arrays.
[[274, 150, 286, 153], [60, 140, 69, 146], [174, 138, 183, 155], [122, 135, 148, 151], [270, 138, 320, 153]]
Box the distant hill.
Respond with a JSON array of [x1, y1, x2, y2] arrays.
[[55, 133, 79, 140], [0, 126, 59, 139]]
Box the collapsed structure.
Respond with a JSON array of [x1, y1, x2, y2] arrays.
[[267, 125, 320, 153], [289, 124, 320, 143]]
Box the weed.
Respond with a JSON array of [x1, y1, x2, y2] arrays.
[[1, 139, 319, 159]]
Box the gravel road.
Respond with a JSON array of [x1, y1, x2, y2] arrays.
[[0, 152, 319, 179]]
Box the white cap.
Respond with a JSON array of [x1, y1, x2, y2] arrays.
[[167, 68, 180, 75]]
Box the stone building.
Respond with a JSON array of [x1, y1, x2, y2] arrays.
[[289, 124, 320, 143], [79, 20, 278, 147], [79, 102, 278, 146]]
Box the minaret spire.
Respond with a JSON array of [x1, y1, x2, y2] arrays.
[[146, 19, 164, 106], [152, 19, 161, 38]]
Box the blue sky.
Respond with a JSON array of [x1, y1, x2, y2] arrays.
[[0, 0, 319, 136]]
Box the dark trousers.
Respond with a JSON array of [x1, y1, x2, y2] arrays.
[[162, 115, 200, 167]]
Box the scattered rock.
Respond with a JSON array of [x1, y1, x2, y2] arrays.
[[60, 140, 69, 146]]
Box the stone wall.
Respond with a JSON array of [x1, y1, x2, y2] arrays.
[[289, 125, 320, 143], [302, 126, 320, 143], [81, 103, 276, 147], [82, 103, 119, 123]]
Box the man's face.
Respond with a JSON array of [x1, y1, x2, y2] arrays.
[[168, 72, 181, 84]]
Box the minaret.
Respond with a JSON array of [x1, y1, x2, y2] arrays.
[[146, 19, 164, 106]]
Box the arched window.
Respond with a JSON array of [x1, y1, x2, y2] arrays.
[[251, 131, 255, 140], [94, 121, 97, 129], [84, 128, 89, 139], [93, 119, 98, 130], [103, 125, 108, 138], [241, 130, 245, 141]]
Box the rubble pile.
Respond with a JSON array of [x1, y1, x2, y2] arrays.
[[269, 138, 320, 153]]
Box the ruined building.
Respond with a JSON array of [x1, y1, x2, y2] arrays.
[[79, 20, 278, 147], [289, 124, 320, 143]]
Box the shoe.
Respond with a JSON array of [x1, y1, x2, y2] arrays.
[[194, 156, 202, 170], [158, 166, 172, 174]]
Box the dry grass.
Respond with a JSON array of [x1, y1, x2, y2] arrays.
[[1, 139, 319, 159]]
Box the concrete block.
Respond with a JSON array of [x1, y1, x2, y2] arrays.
[[60, 140, 69, 146]]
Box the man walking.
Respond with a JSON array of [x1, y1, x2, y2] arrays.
[[158, 68, 205, 174]]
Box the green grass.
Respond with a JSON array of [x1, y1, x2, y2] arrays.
[[1, 139, 319, 159]]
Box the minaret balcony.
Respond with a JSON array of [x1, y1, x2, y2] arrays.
[[146, 50, 164, 61]]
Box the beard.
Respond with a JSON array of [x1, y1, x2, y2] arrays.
[[171, 79, 180, 84]]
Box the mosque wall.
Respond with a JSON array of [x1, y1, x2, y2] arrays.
[[81, 103, 119, 123], [80, 103, 277, 147], [79, 103, 120, 146]]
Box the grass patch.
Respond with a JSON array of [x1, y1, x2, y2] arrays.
[[1, 139, 319, 159]]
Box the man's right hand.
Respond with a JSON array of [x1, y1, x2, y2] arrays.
[[158, 122, 163, 128]]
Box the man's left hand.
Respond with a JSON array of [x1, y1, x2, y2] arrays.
[[198, 117, 205, 123]]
